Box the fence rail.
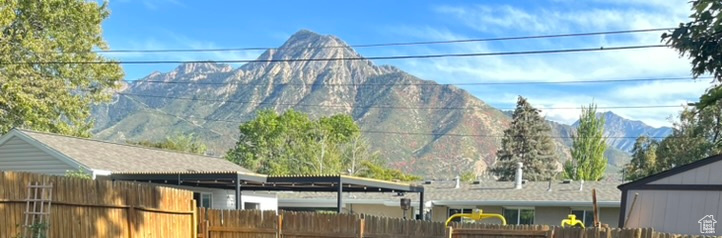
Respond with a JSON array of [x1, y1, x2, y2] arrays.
[[0, 171, 195, 238], [1, 171, 720, 238]]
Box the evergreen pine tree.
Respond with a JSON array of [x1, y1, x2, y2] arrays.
[[491, 96, 559, 181]]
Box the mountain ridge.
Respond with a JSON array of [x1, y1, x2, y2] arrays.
[[92, 30, 668, 177]]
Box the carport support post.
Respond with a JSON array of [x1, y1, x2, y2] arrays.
[[235, 174, 242, 210], [337, 181, 343, 214], [418, 191, 424, 220]]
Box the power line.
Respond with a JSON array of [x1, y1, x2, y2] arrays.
[[138, 109, 677, 139], [125, 76, 710, 86], [3, 44, 666, 65], [117, 92, 684, 111], [89, 28, 673, 54]]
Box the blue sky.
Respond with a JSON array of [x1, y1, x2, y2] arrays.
[[102, 0, 710, 127]]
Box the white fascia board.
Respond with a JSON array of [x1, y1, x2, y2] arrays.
[[278, 199, 419, 208], [431, 200, 620, 208]]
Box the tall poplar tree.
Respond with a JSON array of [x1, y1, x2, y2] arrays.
[[491, 96, 558, 181], [563, 104, 607, 181]]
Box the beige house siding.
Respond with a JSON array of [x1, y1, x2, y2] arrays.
[[427, 205, 620, 226], [0, 136, 75, 175], [432, 206, 448, 222], [348, 204, 415, 219], [649, 160, 722, 185], [624, 189, 722, 235]]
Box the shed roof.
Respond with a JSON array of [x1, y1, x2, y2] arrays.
[[617, 153, 722, 191], [5, 129, 250, 174]]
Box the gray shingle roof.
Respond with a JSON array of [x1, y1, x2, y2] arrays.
[[278, 180, 621, 204], [16, 129, 251, 173]]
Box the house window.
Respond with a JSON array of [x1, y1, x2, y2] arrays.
[[570, 210, 595, 227], [244, 202, 261, 210], [193, 192, 212, 208], [502, 208, 534, 225], [447, 208, 473, 223]]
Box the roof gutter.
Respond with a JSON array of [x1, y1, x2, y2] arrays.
[[431, 200, 620, 208], [278, 198, 418, 208]]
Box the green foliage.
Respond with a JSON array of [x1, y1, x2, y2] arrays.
[[459, 171, 477, 182], [357, 160, 422, 182], [13, 223, 48, 238], [491, 96, 559, 181], [65, 168, 92, 179], [0, 0, 124, 137], [662, 0, 722, 109], [564, 104, 607, 181], [225, 109, 421, 181], [622, 136, 660, 181], [623, 100, 722, 180], [130, 134, 208, 155]]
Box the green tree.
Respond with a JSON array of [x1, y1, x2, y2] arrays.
[[65, 168, 92, 179], [662, 0, 722, 109], [0, 0, 123, 137], [622, 136, 659, 181], [460, 171, 477, 183], [225, 109, 421, 181], [622, 100, 722, 180], [356, 160, 422, 182], [563, 104, 607, 181], [491, 96, 558, 181], [130, 134, 208, 155]]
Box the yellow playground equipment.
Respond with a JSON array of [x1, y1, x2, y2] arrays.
[[561, 214, 585, 228], [445, 209, 507, 226]]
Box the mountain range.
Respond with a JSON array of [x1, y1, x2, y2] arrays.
[[92, 30, 672, 177]]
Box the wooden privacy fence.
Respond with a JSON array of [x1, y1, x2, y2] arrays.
[[198, 209, 721, 238], [0, 171, 196, 238], [197, 208, 448, 238]]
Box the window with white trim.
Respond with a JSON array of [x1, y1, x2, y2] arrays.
[[193, 192, 213, 208], [502, 208, 534, 225], [570, 210, 595, 227]]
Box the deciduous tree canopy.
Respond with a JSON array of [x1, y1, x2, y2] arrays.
[[0, 0, 123, 137]]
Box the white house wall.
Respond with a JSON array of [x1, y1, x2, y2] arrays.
[[624, 189, 722, 235], [0, 136, 75, 175], [649, 160, 722, 185], [157, 184, 278, 211]]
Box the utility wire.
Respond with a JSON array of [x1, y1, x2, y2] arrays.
[[2, 44, 666, 65], [125, 76, 710, 86], [139, 110, 677, 139], [88, 28, 674, 54], [117, 92, 684, 111]]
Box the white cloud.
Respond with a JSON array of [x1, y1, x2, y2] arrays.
[[383, 1, 707, 127]]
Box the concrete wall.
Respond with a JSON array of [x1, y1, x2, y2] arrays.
[[0, 136, 75, 175], [625, 189, 722, 235]]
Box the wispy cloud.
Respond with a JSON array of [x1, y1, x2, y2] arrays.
[[380, 1, 706, 127]]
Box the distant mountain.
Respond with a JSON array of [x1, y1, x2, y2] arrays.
[[92, 30, 511, 177], [92, 30, 670, 178], [573, 111, 673, 152]]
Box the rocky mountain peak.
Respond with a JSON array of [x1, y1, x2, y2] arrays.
[[172, 62, 232, 75]]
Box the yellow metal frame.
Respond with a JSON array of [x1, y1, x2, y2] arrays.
[[445, 209, 507, 226], [561, 214, 585, 228]]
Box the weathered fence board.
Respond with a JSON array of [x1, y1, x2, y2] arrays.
[[0, 171, 195, 238]]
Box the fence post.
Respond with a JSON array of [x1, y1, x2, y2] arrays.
[[191, 200, 197, 238], [446, 226, 453, 238], [277, 214, 283, 238], [358, 218, 365, 238]]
